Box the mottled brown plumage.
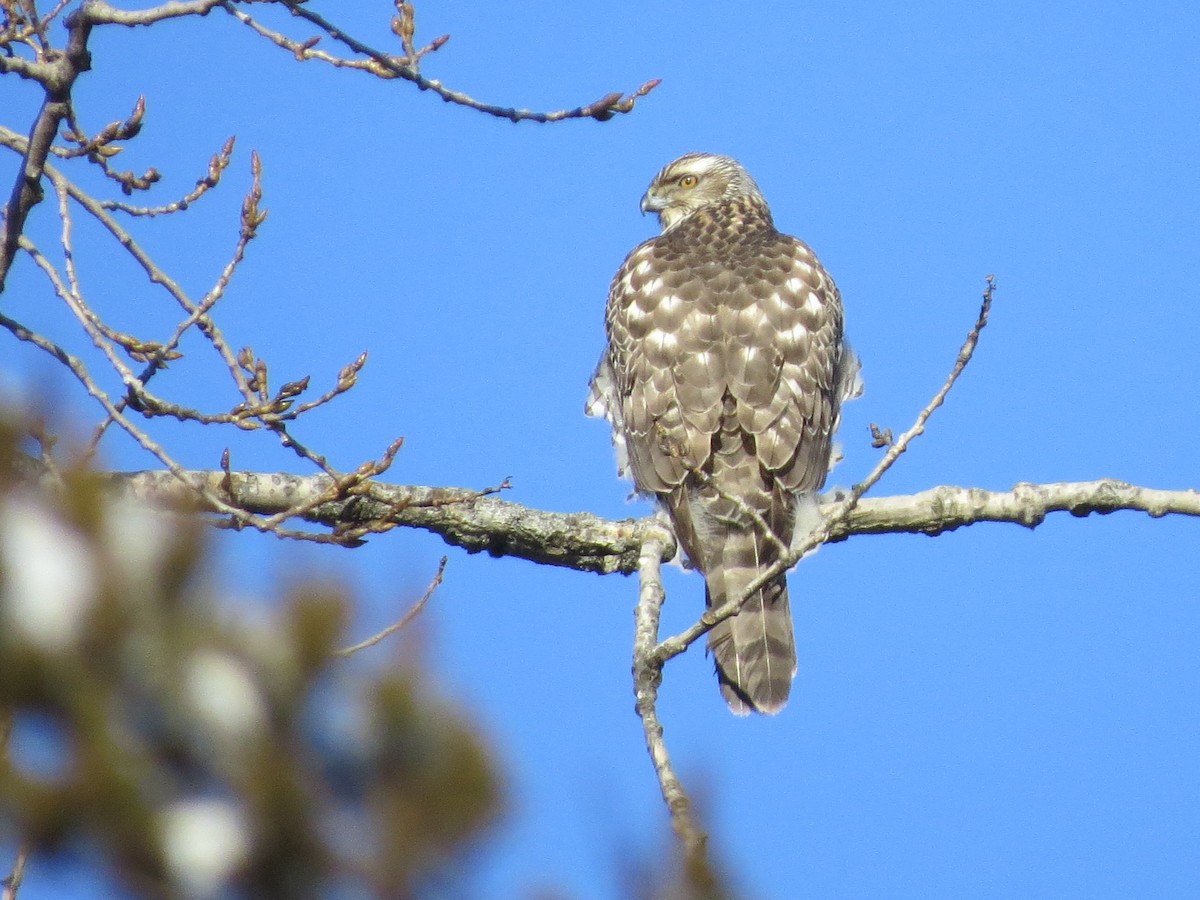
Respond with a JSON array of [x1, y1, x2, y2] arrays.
[[587, 153, 859, 715]]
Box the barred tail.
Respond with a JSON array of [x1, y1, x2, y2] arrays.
[[704, 532, 797, 716]]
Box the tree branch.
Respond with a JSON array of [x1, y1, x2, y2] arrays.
[[97, 467, 655, 572], [336, 555, 446, 656], [71, 0, 227, 27], [632, 526, 707, 859], [823, 479, 1200, 537], [1, 0, 657, 290], [73, 468, 1200, 573], [0, 94, 71, 291], [0, 842, 29, 900], [227, 0, 660, 123], [0, 53, 49, 81]]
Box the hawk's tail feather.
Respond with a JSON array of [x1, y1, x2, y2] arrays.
[[704, 536, 797, 716]]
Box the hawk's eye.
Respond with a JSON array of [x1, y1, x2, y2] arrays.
[[678, 174, 698, 189]]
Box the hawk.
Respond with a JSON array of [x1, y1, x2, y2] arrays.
[[587, 152, 859, 715]]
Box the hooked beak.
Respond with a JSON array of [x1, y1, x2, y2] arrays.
[[640, 189, 667, 216]]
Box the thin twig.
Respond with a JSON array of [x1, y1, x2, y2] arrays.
[[4, 154, 266, 448], [1, 842, 29, 900], [0, 130, 264, 404], [18, 234, 152, 397], [35, 0, 72, 40], [336, 556, 447, 656], [100, 135, 235, 216], [0, 308, 251, 524], [226, 0, 659, 123], [60, 98, 160, 194], [690, 463, 791, 559], [0, 312, 371, 548]]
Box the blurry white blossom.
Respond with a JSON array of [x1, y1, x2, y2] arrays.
[[0, 492, 97, 652], [101, 496, 177, 599], [185, 649, 268, 740], [160, 798, 250, 897]]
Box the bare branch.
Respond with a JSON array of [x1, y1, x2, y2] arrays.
[[0, 52, 48, 81], [100, 134, 235, 216], [225, 0, 660, 123], [1, 127, 385, 522], [0, 126, 259, 404], [93, 467, 656, 571], [3, 0, 656, 293], [17, 230, 153, 397], [34, 0, 74, 39], [59, 96, 162, 194], [0, 94, 72, 291], [279, 351, 368, 420], [823, 479, 1200, 538], [67, 468, 1200, 574], [632, 526, 708, 860], [1, 843, 29, 900], [71, 0, 227, 28], [336, 556, 447, 657], [0, 310, 256, 526], [848, 274, 996, 501], [0, 0, 659, 304]]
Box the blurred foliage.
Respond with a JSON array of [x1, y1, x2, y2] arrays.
[[0, 406, 739, 898], [0, 414, 504, 897], [621, 840, 735, 900]]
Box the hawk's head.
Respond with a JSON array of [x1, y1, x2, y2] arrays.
[[640, 152, 766, 232]]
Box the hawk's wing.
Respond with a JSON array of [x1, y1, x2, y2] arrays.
[[593, 233, 847, 500]]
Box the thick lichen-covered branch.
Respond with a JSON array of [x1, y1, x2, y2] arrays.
[[91, 468, 1200, 574], [101, 467, 656, 574]]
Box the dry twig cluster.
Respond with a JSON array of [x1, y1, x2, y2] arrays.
[[1, 0, 658, 551]]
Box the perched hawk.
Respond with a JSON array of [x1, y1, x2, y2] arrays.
[[587, 152, 859, 715]]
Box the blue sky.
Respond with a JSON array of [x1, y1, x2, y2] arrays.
[[3, 1, 1200, 897]]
